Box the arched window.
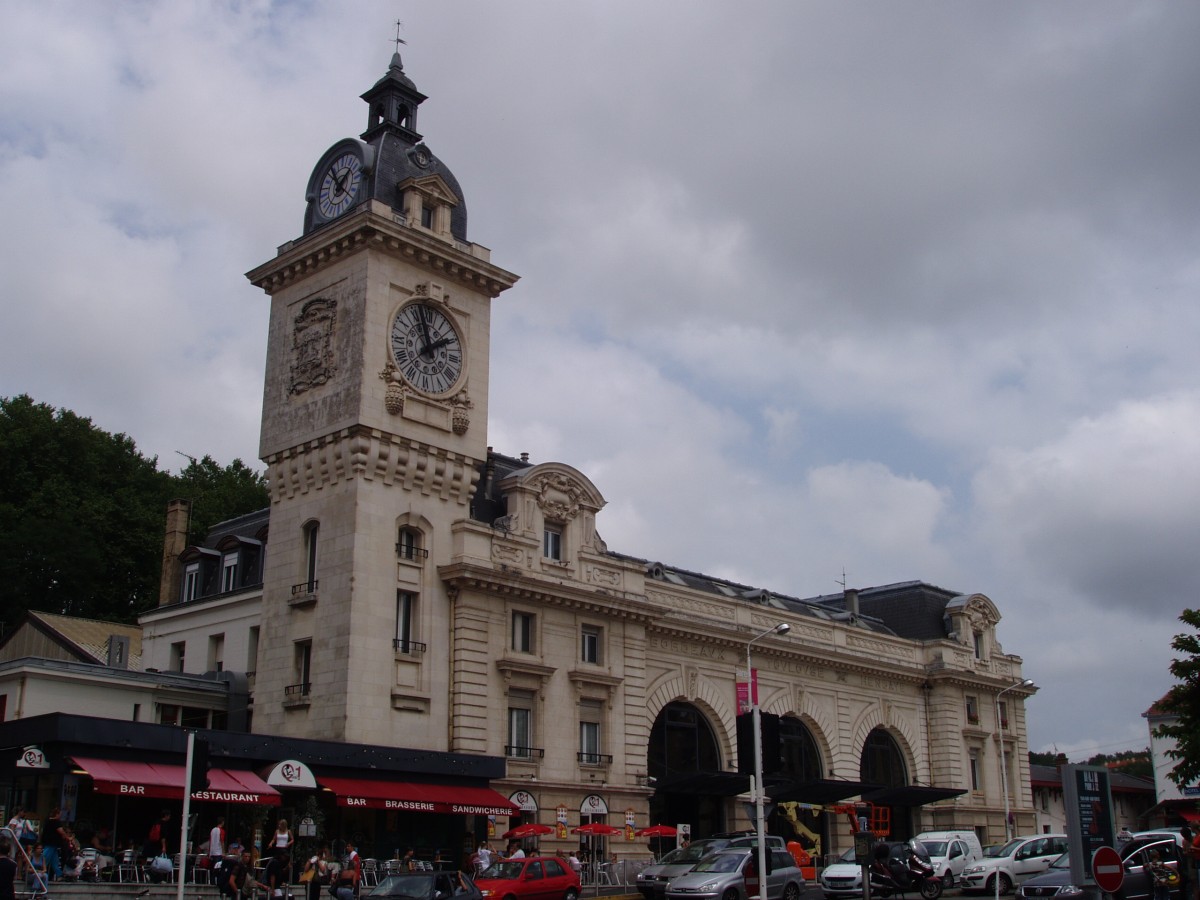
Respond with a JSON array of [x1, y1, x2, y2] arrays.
[[397, 527, 421, 561], [860, 727, 907, 787], [779, 716, 823, 780]]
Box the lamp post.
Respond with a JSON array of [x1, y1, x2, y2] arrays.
[[747, 622, 790, 900], [997, 678, 1034, 842]]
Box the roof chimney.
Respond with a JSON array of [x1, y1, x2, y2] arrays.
[[845, 588, 860, 620], [158, 499, 191, 606]]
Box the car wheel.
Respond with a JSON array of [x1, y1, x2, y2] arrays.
[[992, 874, 1012, 895], [565, 889, 580, 900], [943, 872, 954, 889], [783, 882, 801, 900], [722, 888, 740, 900]]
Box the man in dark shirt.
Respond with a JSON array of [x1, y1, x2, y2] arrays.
[[39, 808, 67, 881], [0, 836, 17, 900], [264, 850, 291, 898], [216, 849, 254, 898]]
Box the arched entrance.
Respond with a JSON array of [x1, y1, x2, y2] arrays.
[[860, 728, 912, 839], [647, 702, 728, 839], [770, 717, 826, 861]]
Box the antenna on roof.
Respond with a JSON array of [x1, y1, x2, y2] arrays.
[[836, 568, 847, 591], [394, 20, 407, 53]]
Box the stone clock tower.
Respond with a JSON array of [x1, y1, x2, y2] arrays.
[[246, 51, 518, 746]]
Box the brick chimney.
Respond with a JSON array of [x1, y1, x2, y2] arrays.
[[158, 499, 191, 606]]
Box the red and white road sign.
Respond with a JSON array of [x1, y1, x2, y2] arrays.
[[1091, 846, 1124, 894]]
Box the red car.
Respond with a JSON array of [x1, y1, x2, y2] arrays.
[[475, 856, 581, 900]]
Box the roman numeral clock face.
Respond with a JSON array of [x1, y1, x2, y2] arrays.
[[391, 303, 463, 395]]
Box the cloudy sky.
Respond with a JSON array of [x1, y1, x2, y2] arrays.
[[3, 1, 1198, 762]]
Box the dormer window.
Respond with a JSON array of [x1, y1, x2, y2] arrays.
[[182, 563, 200, 602], [221, 552, 239, 592], [973, 631, 985, 658], [543, 525, 563, 561], [421, 205, 434, 229]]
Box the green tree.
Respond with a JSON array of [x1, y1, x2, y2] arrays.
[[172, 454, 269, 543], [1155, 608, 1200, 787], [0, 394, 172, 625], [0, 395, 270, 632]]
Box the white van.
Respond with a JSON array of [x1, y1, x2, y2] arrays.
[[914, 831, 984, 888]]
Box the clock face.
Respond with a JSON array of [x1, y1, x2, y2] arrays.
[[391, 303, 463, 395], [317, 152, 363, 220]]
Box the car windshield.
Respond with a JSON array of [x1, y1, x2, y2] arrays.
[[921, 841, 948, 856], [837, 848, 857, 864], [1048, 853, 1070, 870], [994, 839, 1024, 858], [479, 862, 525, 881], [692, 854, 745, 874], [371, 874, 436, 898]]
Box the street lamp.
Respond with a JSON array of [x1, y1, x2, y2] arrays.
[[747, 622, 790, 899], [997, 678, 1035, 842]]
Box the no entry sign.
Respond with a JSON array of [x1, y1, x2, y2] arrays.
[[1091, 846, 1124, 894]]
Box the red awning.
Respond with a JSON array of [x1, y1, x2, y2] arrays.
[[320, 777, 517, 816], [1181, 811, 1200, 823], [71, 757, 280, 806]]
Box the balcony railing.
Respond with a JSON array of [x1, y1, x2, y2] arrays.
[[284, 682, 311, 699], [396, 545, 430, 562], [393, 639, 428, 655], [505, 745, 545, 759], [577, 751, 613, 766], [291, 580, 319, 595]]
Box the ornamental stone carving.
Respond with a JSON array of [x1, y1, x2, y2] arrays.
[[289, 298, 337, 394], [534, 473, 585, 521]]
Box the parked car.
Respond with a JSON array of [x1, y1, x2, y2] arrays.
[[818, 846, 866, 900], [637, 836, 789, 900], [474, 857, 581, 900], [666, 847, 804, 900], [915, 831, 985, 888], [1016, 836, 1181, 900], [370, 871, 483, 900], [961, 835, 1068, 894]]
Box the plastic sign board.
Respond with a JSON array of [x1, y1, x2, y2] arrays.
[[1091, 846, 1124, 894], [1062, 765, 1116, 887]]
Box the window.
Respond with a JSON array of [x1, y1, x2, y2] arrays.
[[159, 704, 180, 726], [395, 591, 418, 653], [170, 641, 186, 673], [974, 632, 984, 658], [969, 749, 981, 790], [543, 525, 562, 561], [579, 700, 603, 764], [221, 552, 239, 592], [247, 626, 260, 675], [508, 693, 534, 758], [182, 562, 200, 602], [290, 640, 313, 698], [998, 700, 1009, 730], [397, 527, 420, 561], [421, 205, 434, 229], [512, 611, 535, 653], [965, 695, 979, 724], [208, 634, 225, 672], [304, 522, 319, 588], [581, 625, 602, 664]]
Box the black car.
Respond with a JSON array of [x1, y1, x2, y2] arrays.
[[370, 870, 484, 900], [1016, 837, 1180, 900]]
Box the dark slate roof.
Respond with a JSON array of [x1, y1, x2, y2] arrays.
[[198, 508, 270, 551], [806, 581, 960, 641]]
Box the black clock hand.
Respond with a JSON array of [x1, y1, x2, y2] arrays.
[[424, 336, 455, 353], [417, 307, 435, 354], [331, 167, 350, 197]]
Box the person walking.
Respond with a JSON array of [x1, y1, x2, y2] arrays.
[[0, 836, 17, 900], [335, 839, 361, 900], [39, 808, 68, 881], [210, 816, 226, 864]]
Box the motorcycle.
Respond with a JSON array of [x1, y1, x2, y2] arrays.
[[869, 840, 943, 900]]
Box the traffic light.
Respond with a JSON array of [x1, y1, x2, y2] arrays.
[[189, 737, 210, 794]]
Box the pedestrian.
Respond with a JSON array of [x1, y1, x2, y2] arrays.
[[302, 844, 330, 900], [264, 850, 291, 899], [334, 839, 361, 900], [39, 807, 68, 881], [1148, 849, 1174, 900], [1179, 825, 1192, 900], [0, 836, 17, 900], [210, 816, 226, 864]]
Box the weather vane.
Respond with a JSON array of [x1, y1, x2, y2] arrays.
[[394, 20, 407, 53]]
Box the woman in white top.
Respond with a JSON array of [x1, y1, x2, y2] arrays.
[[273, 819, 293, 851]]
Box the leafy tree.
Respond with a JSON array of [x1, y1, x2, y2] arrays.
[[1155, 608, 1200, 787], [1029, 751, 1061, 766], [0, 395, 269, 632], [172, 454, 268, 543], [0, 395, 172, 625]]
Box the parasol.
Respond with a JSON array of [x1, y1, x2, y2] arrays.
[[635, 824, 678, 838], [572, 823, 623, 835], [502, 822, 555, 839]]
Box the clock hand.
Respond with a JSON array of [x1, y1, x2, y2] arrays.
[[424, 336, 455, 353], [331, 167, 350, 198], [417, 307, 435, 354]]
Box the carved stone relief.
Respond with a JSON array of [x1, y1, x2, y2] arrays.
[[289, 298, 337, 394], [534, 473, 585, 521]]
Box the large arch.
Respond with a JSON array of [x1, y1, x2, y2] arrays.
[[647, 700, 731, 838], [860, 726, 914, 839]]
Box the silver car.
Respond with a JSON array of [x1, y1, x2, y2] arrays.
[[665, 849, 804, 900], [638, 838, 787, 900]]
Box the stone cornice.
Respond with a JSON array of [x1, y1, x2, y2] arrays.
[[246, 201, 519, 298], [263, 424, 480, 504], [439, 560, 659, 624]]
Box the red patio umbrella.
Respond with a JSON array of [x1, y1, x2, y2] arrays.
[[635, 824, 678, 838], [572, 823, 622, 835], [502, 823, 555, 839]]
